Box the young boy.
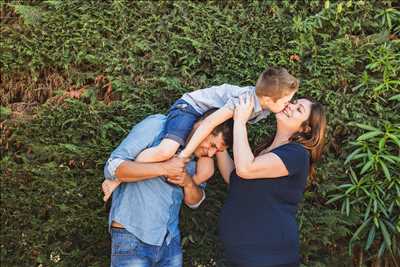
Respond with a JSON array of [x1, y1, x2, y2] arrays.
[[102, 67, 299, 201]]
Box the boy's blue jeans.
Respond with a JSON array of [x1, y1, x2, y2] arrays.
[[111, 228, 182, 267]]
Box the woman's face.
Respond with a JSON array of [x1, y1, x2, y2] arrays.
[[275, 98, 312, 132]]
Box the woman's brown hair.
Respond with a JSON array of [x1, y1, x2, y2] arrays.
[[255, 98, 327, 181]]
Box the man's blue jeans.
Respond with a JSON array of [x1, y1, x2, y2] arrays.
[[110, 228, 182, 267]]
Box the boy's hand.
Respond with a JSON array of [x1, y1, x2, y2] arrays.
[[161, 156, 189, 177], [234, 93, 254, 124], [102, 179, 121, 202]]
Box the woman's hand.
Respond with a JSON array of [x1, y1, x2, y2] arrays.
[[234, 93, 254, 124]]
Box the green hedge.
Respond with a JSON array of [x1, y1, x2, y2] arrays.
[[1, 1, 399, 266]]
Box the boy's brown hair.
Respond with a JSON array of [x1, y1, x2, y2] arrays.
[[255, 67, 299, 101]]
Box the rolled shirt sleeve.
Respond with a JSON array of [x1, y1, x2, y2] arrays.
[[104, 114, 167, 180], [186, 191, 206, 209]]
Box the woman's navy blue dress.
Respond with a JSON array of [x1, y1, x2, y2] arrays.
[[219, 143, 309, 267]]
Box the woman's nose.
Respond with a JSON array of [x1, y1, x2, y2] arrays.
[[287, 103, 294, 110]]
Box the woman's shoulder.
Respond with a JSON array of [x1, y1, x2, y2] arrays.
[[271, 142, 310, 161], [274, 142, 307, 152]]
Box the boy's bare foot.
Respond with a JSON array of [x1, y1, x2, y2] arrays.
[[102, 179, 121, 202]]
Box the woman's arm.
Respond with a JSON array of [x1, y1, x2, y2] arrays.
[[233, 96, 289, 179], [216, 150, 234, 184], [233, 124, 288, 179]]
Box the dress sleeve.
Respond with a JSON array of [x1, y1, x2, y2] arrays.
[[271, 143, 309, 176]]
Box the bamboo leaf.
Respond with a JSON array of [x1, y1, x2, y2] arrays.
[[326, 194, 345, 204], [378, 137, 386, 150], [360, 160, 374, 174], [380, 154, 396, 163], [357, 131, 382, 141], [386, 133, 400, 147], [344, 147, 363, 164], [351, 218, 372, 242], [374, 216, 379, 228], [379, 220, 392, 250], [354, 123, 380, 132], [365, 225, 376, 250], [378, 160, 391, 181], [364, 198, 372, 221], [389, 94, 400, 101]]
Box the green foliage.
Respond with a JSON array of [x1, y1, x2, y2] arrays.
[[0, 106, 12, 119], [1, 0, 399, 266], [328, 122, 400, 259]]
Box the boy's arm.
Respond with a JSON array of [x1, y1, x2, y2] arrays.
[[192, 156, 215, 185], [179, 107, 233, 158]]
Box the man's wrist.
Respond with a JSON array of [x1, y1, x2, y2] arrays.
[[159, 162, 169, 176], [183, 175, 196, 189]]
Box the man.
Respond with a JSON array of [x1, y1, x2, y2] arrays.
[[103, 110, 233, 267]]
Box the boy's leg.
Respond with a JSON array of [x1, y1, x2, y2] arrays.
[[134, 99, 201, 163], [135, 139, 180, 162], [156, 235, 183, 267], [110, 228, 154, 267]]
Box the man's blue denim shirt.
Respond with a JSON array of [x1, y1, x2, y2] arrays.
[[104, 114, 202, 246]]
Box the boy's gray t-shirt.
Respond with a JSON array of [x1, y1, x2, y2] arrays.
[[181, 83, 270, 124]]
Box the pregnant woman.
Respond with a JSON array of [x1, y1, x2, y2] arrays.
[[216, 96, 326, 267]]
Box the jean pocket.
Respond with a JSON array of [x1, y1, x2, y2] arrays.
[[112, 235, 139, 256]]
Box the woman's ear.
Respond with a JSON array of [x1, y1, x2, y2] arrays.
[[302, 125, 311, 133]]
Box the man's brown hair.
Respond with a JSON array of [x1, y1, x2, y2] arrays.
[[202, 109, 233, 148], [255, 67, 299, 101]]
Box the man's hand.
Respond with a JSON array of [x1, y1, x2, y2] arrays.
[[167, 171, 194, 188], [169, 171, 204, 207], [161, 156, 189, 177]]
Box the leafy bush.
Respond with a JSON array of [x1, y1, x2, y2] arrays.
[[328, 122, 400, 261], [1, 0, 399, 266]]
